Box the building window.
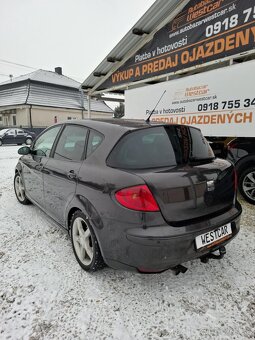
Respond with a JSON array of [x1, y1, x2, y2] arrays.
[[12, 115, 17, 126]]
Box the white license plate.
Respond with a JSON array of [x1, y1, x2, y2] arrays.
[[195, 223, 232, 249]]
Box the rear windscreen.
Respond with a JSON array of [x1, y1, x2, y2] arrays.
[[107, 125, 214, 169]]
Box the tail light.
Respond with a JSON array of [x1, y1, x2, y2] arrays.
[[115, 185, 160, 212]]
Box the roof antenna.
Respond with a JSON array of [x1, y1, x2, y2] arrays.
[[146, 90, 166, 123]]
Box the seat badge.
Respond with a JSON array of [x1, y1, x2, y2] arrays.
[[207, 180, 215, 191]]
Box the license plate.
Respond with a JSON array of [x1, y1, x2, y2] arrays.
[[195, 223, 232, 249]]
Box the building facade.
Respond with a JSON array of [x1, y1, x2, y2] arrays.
[[0, 68, 113, 129]]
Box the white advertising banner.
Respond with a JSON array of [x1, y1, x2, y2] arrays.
[[125, 60, 255, 137]]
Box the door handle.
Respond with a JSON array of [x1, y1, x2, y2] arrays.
[[41, 168, 50, 175], [67, 170, 77, 180]]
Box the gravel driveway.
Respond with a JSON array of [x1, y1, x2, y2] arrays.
[[0, 146, 254, 340]]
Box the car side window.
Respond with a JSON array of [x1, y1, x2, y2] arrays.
[[6, 129, 15, 136], [17, 130, 25, 135], [33, 125, 62, 157], [86, 129, 104, 157], [53, 125, 88, 162]]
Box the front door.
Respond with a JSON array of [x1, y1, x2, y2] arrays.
[[43, 124, 88, 225], [21, 125, 62, 207], [3, 129, 16, 144]]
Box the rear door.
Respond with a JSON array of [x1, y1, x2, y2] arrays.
[[16, 129, 27, 144], [43, 124, 88, 225], [136, 161, 235, 224]]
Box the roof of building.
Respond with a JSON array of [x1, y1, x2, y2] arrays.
[[0, 70, 113, 113], [81, 0, 189, 94], [0, 69, 81, 89]]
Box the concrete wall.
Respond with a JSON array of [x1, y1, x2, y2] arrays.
[[31, 106, 113, 127], [31, 106, 83, 127], [16, 107, 30, 127], [0, 105, 113, 128]]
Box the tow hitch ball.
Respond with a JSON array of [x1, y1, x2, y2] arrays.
[[200, 246, 226, 263], [171, 246, 227, 275]]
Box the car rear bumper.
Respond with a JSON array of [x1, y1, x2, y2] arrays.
[[104, 203, 242, 272]]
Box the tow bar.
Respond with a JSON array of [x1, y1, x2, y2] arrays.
[[200, 246, 226, 263], [171, 265, 188, 275], [171, 246, 227, 274]]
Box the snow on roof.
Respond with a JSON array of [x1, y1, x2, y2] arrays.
[[0, 69, 81, 89], [0, 70, 113, 113]]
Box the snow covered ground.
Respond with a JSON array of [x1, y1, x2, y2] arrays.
[[0, 145, 254, 340]]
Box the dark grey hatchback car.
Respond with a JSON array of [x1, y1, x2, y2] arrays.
[[14, 120, 242, 273]]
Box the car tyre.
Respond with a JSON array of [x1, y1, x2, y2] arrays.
[[25, 138, 32, 145], [239, 166, 255, 205], [14, 173, 30, 205], [0, 139, 2, 146], [70, 211, 105, 271]]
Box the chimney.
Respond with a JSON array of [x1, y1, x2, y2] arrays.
[[55, 67, 62, 75]]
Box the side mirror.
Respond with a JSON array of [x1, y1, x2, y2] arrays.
[[34, 149, 46, 157], [18, 146, 31, 155]]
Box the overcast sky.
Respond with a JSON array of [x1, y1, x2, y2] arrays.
[[0, 0, 155, 83]]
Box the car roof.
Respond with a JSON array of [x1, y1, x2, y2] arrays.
[[62, 119, 203, 139], [62, 118, 180, 135]]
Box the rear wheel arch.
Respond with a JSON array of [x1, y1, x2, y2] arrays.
[[67, 195, 104, 230], [70, 210, 105, 271], [66, 201, 104, 232], [66, 199, 106, 262], [67, 207, 81, 231]]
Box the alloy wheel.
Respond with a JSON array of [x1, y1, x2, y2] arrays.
[[242, 171, 255, 202], [14, 175, 26, 202], [72, 217, 94, 266]]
